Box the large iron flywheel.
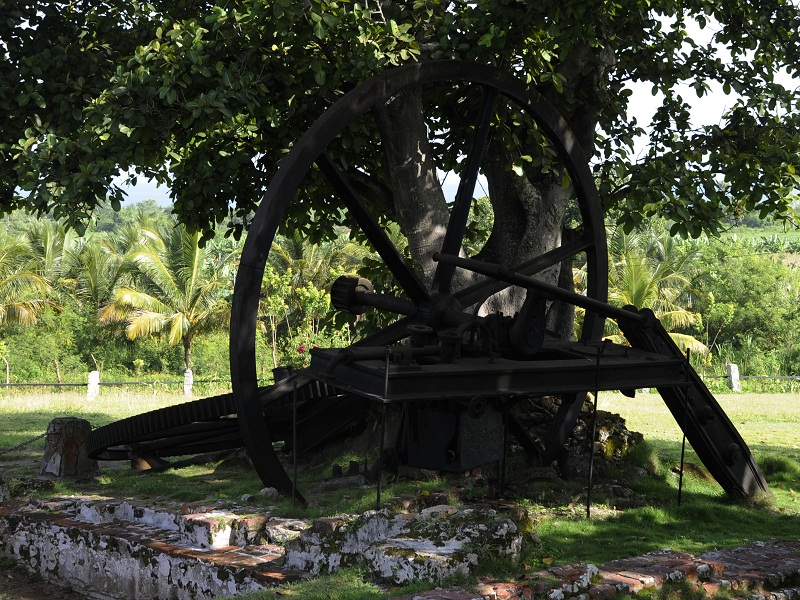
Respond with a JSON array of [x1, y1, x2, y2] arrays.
[[230, 61, 608, 501]]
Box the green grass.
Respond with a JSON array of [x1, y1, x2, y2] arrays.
[[722, 223, 800, 243], [3, 388, 800, 599], [224, 569, 433, 600], [601, 390, 800, 477], [523, 391, 800, 568], [0, 386, 253, 504]]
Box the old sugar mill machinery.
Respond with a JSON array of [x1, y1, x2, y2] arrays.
[[87, 62, 769, 505]]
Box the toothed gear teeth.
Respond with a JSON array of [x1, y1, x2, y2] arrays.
[[330, 275, 373, 315]]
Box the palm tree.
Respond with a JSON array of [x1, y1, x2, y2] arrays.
[[601, 226, 707, 355], [100, 222, 239, 384], [0, 231, 53, 327], [69, 236, 126, 312], [255, 228, 373, 370], [24, 220, 79, 302], [69, 219, 163, 314], [267, 227, 370, 330], [269, 227, 368, 292], [575, 226, 706, 353]]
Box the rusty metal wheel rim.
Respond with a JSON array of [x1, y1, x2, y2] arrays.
[[230, 61, 608, 499]]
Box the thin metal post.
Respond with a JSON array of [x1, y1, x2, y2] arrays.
[[678, 350, 691, 506], [383, 346, 391, 399], [377, 402, 386, 510], [376, 346, 391, 510], [499, 402, 509, 495], [587, 341, 606, 519], [292, 380, 298, 507]]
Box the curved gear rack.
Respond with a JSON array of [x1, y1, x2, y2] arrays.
[[89, 61, 769, 502], [87, 377, 368, 493]]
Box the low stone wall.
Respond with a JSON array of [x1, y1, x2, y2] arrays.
[[0, 496, 527, 598], [285, 505, 523, 584], [0, 498, 303, 600]]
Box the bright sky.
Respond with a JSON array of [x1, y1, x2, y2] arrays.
[[119, 177, 170, 205]]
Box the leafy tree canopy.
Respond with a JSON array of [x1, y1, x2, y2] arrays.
[[2, 0, 799, 239]]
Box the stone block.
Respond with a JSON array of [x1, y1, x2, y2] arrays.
[[40, 417, 98, 477]]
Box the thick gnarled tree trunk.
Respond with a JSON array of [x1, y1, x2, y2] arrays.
[[374, 94, 579, 336], [371, 53, 610, 337]]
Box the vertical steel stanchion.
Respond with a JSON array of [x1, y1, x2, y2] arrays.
[[587, 341, 607, 519], [500, 402, 509, 495], [376, 347, 391, 510], [678, 349, 691, 506], [377, 403, 387, 510], [292, 380, 298, 507]]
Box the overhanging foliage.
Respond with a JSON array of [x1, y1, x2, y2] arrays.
[[2, 1, 799, 239]]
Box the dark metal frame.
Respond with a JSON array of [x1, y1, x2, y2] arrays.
[[229, 61, 608, 502], [87, 61, 769, 504]]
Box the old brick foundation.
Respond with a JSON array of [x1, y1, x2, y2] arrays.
[[2, 497, 800, 600]]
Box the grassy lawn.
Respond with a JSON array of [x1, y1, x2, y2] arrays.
[[723, 223, 800, 244], [530, 391, 800, 568], [2, 387, 800, 598], [0, 384, 266, 506]]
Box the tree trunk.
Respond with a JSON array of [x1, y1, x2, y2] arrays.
[[478, 138, 571, 319], [183, 337, 192, 371], [374, 91, 571, 325], [371, 55, 610, 334], [373, 88, 451, 286]]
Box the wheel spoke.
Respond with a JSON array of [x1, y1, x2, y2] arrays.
[[317, 153, 430, 306], [454, 234, 596, 307], [432, 86, 499, 295]]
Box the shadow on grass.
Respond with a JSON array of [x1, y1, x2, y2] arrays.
[[5, 407, 800, 574], [0, 410, 122, 481], [530, 436, 800, 568]]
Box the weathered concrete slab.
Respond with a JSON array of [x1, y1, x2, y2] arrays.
[[285, 505, 523, 584], [0, 498, 303, 600]]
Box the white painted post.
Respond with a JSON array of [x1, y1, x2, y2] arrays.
[[726, 363, 741, 392], [87, 370, 100, 401], [183, 368, 193, 397]]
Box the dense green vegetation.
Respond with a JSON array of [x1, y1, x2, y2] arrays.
[[3, 5, 799, 598], [0, 201, 372, 383], [3, 1, 800, 388], [3, 2, 799, 265], [605, 218, 800, 383], [0, 202, 798, 386]]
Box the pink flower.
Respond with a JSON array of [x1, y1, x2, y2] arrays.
[[298, 343, 307, 354]]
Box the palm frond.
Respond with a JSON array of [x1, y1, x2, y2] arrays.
[[125, 310, 171, 340], [668, 333, 709, 356]]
